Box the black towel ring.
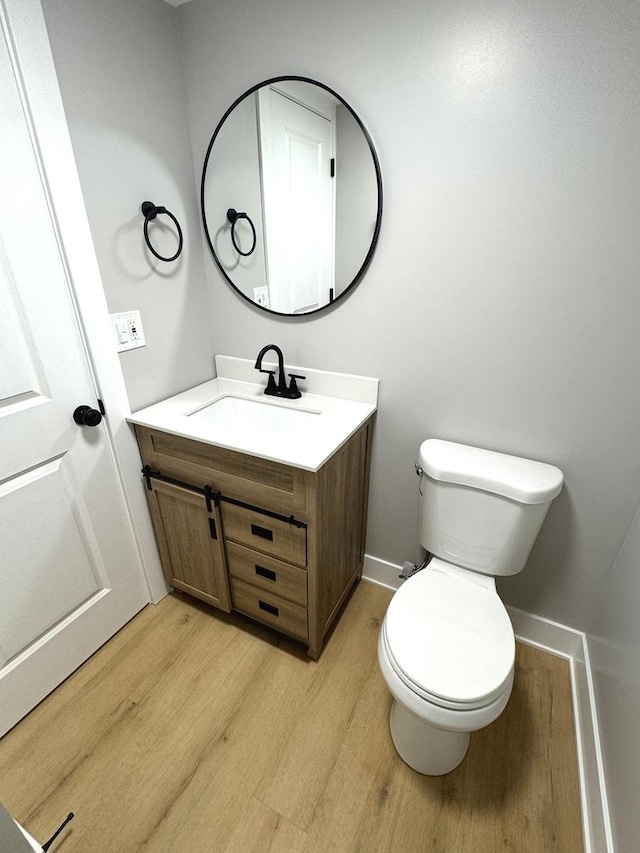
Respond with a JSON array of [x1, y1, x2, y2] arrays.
[[227, 208, 257, 257], [141, 200, 184, 262]]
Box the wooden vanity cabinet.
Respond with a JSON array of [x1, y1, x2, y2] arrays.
[[135, 419, 373, 658]]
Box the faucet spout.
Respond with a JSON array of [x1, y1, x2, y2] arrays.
[[254, 343, 286, 391]]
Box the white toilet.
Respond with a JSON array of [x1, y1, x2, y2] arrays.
[[378, 439, 563, 775]]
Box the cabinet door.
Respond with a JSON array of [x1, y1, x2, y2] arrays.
[[146, 479, 231, 612]]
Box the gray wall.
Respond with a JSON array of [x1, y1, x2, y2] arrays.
[[42, 0, 214, 411], [588, 504, 640, 852], [178, 0, 640, 631]]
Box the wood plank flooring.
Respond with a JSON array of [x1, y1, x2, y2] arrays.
[[0, 582, 584, 852]]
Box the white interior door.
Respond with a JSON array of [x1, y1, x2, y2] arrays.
[[258, 87, 335, 314], [0, 3, 149, 736]]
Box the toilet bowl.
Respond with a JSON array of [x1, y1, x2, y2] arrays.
[[377, 559, 515, 774], [378, 439, 563, 775]]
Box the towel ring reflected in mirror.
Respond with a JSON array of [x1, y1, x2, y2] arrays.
[[226, 208, 257, 257]]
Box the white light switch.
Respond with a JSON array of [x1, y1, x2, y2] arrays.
[[116, 320, 129, 344], [110, 310, 146, 352]]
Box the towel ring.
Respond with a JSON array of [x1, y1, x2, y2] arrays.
[[227, 208, 257, 257], [141, 201, 184, 262]]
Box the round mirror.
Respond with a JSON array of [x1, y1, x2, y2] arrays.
[[201, 76, 382, 316]]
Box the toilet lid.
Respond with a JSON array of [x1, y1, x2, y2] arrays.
[[385, 564, 515, 708]]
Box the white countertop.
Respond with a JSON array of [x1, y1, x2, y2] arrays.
[[127, 356, 378, 472]]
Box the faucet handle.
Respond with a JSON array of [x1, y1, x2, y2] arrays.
[[259, 370, 278, 396], [287, 373, 306, 399]]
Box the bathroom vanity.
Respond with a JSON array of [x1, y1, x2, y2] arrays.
[[129, 356, 378, 659]]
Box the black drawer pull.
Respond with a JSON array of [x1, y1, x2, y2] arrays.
[[258, 600, 279, 617], [251, 523, 273, 541], [255, 565, 277, 581]]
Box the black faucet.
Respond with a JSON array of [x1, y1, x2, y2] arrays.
[[254, 344, 305, 399]]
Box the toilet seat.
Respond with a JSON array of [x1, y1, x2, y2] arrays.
[[384, 560, 515, 710]]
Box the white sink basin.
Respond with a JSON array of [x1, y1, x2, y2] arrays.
[[186, 394, 321, 436], [128, 358, 378, 471]]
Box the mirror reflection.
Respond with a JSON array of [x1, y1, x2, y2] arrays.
[[201, 77, 382, 316]]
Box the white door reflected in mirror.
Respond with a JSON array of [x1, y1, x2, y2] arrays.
[[258, 85, 335, 314]]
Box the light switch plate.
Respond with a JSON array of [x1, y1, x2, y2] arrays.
[[110, 310, 146, 352]]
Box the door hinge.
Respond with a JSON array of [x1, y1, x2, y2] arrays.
[[330, 158, 335, 178]]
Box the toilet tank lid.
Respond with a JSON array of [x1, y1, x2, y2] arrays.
[[419, 439, 564, 504]]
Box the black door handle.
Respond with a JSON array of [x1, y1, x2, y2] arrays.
[[73, 405, 102, 427]]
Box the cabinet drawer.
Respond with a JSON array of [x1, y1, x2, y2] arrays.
[[222, 503, 307, 567], [227, 541, 307, 606], [231, 578, 308, 641]]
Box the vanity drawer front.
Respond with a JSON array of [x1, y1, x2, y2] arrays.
[[226, 541, 307, 606], [231, 578, 308, 641], [222, 503, 307, 567]]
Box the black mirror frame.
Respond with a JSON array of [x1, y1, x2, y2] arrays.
[[200, 75, 383, 318]]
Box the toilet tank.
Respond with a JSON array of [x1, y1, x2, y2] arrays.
[[417, 440, 563, 577]]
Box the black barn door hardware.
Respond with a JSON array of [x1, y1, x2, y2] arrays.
[[141, 467, 307, 529]]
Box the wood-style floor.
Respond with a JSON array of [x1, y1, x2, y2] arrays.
[[0, 582, 584, 852]]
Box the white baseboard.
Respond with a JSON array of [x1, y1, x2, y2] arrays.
[[362, 554, 613, 853], [362, 554, 404, 592], [572, 638, 615, 853]]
